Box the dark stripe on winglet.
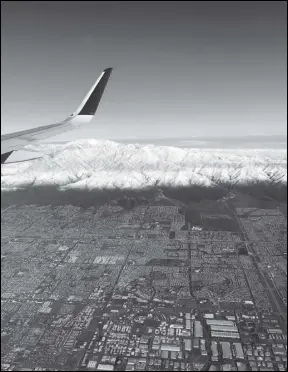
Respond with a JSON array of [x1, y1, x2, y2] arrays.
[[1, 151, 13, 164], [78, 68, 113, 116]]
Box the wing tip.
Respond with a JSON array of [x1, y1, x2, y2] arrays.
[[77, 67, 113, 116]]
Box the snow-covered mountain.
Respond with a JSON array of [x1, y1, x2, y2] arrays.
[[1, 139, 287, 190]]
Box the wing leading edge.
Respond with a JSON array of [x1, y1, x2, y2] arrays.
[[1, 68, 113, 163]]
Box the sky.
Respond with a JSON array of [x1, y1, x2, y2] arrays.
[[1, 1, 287, 146]]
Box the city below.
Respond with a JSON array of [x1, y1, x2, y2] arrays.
[[1, 188, 287, 371]]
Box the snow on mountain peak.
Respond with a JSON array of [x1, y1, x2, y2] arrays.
[[1, 139, 287, 191]]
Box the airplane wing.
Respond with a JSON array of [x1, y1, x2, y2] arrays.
[[1, 68, 113, 164]]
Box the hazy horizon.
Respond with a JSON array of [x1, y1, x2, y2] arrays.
[[39, 134, 287, 149]]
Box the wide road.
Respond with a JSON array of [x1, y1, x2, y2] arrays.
[[225, 200, 287, 324]]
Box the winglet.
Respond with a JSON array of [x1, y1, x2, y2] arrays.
[[1, 68, 113, 162], [75, 68, 113, 116]]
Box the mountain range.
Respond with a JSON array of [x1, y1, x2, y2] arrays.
[[1, 139, 287, 191]]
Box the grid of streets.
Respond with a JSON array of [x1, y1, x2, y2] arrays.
[[1, 202, 287, 371]]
